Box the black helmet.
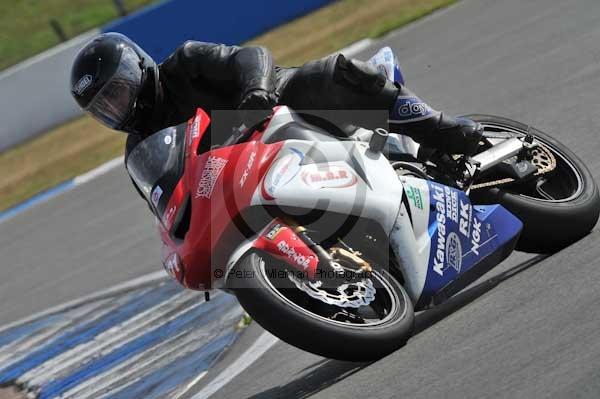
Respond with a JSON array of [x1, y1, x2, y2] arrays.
[[70, 32, 161, 134]]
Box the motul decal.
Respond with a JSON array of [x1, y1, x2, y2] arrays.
[[301, 164, 357, 189], [254, 219, 318, 278], [276, 240, 313, 270]]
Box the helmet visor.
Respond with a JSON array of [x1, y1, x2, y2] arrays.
[[86, 46, 143, 129]]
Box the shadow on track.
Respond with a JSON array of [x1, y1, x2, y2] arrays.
[[249, 254, 549, 399], [247, 358, 371, 399]]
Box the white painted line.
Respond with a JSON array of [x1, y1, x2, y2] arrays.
[[73, 156, 123, 185], [22, 290, 197, 387], [0, 298, 115, 366], [191, 331, 279, 399], [62, 304, 219, 399], [78, 331, 192, 399], [0, 270, 168, 335], [0, 156, 123, 225], [336, 38, 374, 58], [174, 371, 208, 399], [77, 305, 243, 399]]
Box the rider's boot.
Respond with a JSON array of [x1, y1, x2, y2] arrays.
[[330, 54, 481, 154], [388, 85, 483, 155]]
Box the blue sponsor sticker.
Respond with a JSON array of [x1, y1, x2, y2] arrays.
[[417, 181, 523, 307], [391, 96, 434, 122]]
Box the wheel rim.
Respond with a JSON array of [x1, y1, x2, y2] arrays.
[[258, 256, 406, 328], [479, 122, 584, 203]]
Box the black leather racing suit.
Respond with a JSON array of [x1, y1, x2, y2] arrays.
[[125, 41, 399, 159]]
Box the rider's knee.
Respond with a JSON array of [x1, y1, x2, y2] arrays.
[[332, 54, 397, 99]]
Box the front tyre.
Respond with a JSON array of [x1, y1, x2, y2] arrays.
[[467, 115, 600, 252], [229, 252, 414, 361]]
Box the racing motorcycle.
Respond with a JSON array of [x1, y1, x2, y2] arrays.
[[126, 47, 600, 361]]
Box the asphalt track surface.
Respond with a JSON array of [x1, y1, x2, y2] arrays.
[[2, 0, 600, 397]]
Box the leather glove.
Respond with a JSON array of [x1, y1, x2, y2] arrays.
[[435, 116, 483, 156], [237, 89, 278, 127]]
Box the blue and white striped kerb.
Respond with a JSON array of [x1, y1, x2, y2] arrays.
[[0, 278, 244, 398]]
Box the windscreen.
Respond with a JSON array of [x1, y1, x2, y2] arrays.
[[126, 123, 187, 216]]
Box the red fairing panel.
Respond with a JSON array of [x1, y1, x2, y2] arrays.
[[254, 219, 319, 279], [162, 179, 187, 231], [159, 108, 285, 290], [187, 108, 211, 157]]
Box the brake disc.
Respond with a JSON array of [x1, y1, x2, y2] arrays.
[[471, 143, 557, 190], [287, 274, 376, 308]]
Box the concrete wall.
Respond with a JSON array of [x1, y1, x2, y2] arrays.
[[0, 0, 334, 152], [0, 31, 98, 152]]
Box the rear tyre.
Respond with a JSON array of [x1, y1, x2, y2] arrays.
[[229, 252, 414, 361], [467, 115, 600, 253]]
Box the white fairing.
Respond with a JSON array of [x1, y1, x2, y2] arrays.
[[240, 107, 434, 303], [351, 129, 420, 160], [390, 177, 432, 302], [253, 140, 403, 236], [251, 131, 433, 302], [261, 106, 309, 140]]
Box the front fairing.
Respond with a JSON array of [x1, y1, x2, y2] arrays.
[[126, 123, 187, 220], [171, 128, 283, 290]]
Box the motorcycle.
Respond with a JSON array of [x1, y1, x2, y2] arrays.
[[126, 47, 600, 361]]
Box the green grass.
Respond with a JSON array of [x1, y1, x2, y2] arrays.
[[0, 0, 160, 71], [0, 0, 456, 212]]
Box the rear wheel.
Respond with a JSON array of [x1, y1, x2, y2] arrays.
[[467, 115, 600, 253], [229, 252, 414, 361]]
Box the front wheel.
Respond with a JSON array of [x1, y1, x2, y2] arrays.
[[467, 115, 600, 253], [229, 252, 414, 361]]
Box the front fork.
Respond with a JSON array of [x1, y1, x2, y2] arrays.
[[253, 218, 372, 283]]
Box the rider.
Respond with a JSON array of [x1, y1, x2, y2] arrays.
[[70, 32, 482, 162]]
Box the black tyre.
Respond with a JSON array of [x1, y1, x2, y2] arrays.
[[229, 252, 414, 361], [466, 114, 600, 253]]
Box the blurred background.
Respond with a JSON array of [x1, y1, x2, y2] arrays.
[[1, 0, 159, 70]]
